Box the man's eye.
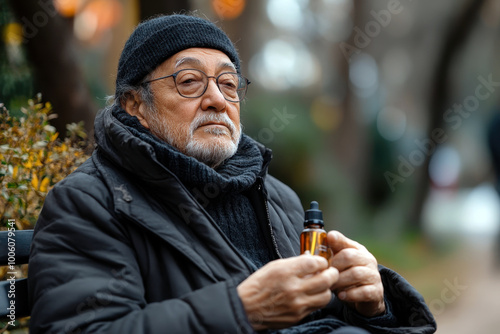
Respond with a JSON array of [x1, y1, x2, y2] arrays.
[[220, 80, 237, 89], [178, 77, 202, 85]]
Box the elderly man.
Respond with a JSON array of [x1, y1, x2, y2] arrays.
[[28, 14, 436, 334]]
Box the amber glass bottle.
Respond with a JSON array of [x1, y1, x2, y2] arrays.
[[300, 201, 330, 260]]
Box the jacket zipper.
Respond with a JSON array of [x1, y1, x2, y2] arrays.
[[258, 180, 283, 259]]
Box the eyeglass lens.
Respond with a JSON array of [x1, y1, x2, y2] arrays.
[[174, 69, 247, 102]]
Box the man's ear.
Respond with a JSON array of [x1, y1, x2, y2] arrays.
[[122, 91, 150, 129]]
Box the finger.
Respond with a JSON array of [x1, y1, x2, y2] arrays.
[[292, 254, 329, 277], [259, 288, 333, 328], [301, 287, 335, 311], [303, 267, 339, 295], [336, 282, 384, 304], [331, 266, 378, 292], [327, 231, 364, 254], [329, 248, 372, 272]]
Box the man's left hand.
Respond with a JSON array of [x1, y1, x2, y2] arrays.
[[327, 231, 386, 317]]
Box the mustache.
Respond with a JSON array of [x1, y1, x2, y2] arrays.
[[189, 113, 237, 136]]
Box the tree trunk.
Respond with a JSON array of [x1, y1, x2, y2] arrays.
[[412, 0, 487, 227], [7, 0, 97, 139], [139, 0, 191, 20], [328, 0, 369, 196]]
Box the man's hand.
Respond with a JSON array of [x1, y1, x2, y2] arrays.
[[237, 255, 339, 330], [328, 231, 386, 317]]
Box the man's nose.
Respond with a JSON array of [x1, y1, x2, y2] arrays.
[[201, 78, 227, 111]]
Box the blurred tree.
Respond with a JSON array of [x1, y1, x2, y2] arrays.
[[412, 0, 488, 227], [139, 0, 190, 20], [6, 0, 97, 138], [328, 0, 370, 199], [0, 1, 33, 110]]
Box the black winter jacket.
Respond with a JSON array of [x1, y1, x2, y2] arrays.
[[28, 108, 436, 333]]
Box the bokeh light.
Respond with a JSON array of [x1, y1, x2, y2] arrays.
[[376, 107, 407, 141], [429, 145, 461, 188], [461, 184, 500, 236], [266, 0, 307, 31], [310, 96, 343, 132], [250, 38, 320, 91], [212, 0, 246, 20], [74, 10, 98, 41], [54, 0, 82, 18], [74, 0, 122, 42], [349, 53, 379, 98], [3, 22, 23, 46]]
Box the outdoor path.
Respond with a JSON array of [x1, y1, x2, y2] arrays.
[[432, 238, 500, 334]]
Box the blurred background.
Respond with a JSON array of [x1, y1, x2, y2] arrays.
[[2, 0, 500, 332]]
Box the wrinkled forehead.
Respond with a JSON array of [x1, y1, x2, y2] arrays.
[[157, 48, 238, 74]]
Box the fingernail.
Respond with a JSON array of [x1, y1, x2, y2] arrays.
[[338, 291, 346, 300]]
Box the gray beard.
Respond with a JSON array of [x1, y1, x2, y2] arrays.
[[145, 107, 241, 168], [185, 129, 240, 168]]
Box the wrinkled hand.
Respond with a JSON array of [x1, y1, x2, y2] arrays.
[[237, 255, 339, 330], [328, 231, 385, 317]]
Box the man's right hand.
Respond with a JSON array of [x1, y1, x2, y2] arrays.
[[237, 254, 339, 330]]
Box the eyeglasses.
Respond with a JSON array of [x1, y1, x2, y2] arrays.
[[141, 68, 251, 102]]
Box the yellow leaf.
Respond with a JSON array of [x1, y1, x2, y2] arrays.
[[12, 166, 18, 179], [23, 160, 33, 169], [39, 177, 50, 192], [50, 132, 59, 142], [60, 143, 68, 152], [31, 174, 39, 189]]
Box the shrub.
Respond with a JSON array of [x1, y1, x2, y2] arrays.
[[0, 95, 90, 229]]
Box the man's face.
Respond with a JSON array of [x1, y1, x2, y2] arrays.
[[134, 48, 242, 168]]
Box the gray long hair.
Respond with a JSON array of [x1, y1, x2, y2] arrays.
[[106, 72, 155, 111]]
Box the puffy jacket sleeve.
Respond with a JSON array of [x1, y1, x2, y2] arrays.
[[342, 265, 437, 333], [28, 174, 254, 334]]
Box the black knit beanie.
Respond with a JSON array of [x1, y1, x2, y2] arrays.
[[115, 14, 240, 93]]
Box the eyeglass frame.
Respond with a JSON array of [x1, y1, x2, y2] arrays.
[[140, 68, 251, 103]]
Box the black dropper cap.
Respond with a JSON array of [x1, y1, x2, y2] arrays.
[[304, 201, 324, 227]]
